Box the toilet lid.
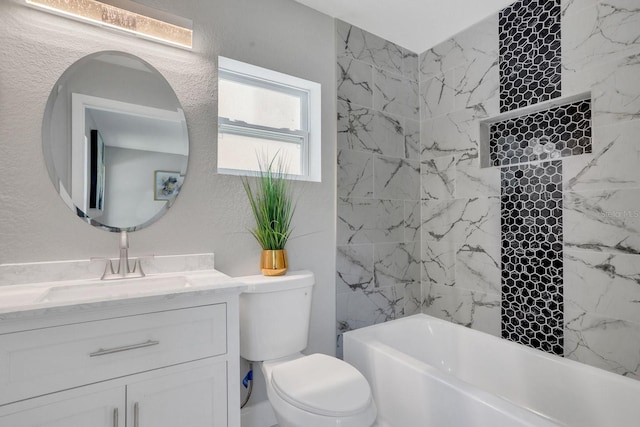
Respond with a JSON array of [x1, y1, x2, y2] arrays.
[[270, 353, 372, 417]]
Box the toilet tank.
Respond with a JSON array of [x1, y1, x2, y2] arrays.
[[237, 270, 315, 361]]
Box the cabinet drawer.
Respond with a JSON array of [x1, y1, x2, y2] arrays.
[[0, 304, 226, 405]]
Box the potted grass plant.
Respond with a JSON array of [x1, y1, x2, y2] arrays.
[[242, 157, 295, 276]]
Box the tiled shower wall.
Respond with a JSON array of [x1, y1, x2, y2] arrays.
[[420, 14, 502, 337], [420, 0, 640, 378], [335, 20, 421, 356]]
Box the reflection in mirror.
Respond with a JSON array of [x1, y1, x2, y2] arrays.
[[43, 51, 189, 232]]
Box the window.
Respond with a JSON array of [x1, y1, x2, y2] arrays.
[[217, 56, 321, 181]]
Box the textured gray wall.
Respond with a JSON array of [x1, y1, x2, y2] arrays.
[[0, 0, 337, 407]]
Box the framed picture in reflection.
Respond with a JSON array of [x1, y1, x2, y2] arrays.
[[154, 171, 184, 201]]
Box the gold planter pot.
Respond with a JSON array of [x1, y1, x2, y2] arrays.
[[261, 249, 288, 276]]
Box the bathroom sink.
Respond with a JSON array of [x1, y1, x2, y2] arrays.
[[38, 275, 192, 303]]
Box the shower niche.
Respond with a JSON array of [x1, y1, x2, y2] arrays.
[[479, 92, 592, 169]]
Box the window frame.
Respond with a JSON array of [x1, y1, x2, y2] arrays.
[[217, 56, 321, 182]]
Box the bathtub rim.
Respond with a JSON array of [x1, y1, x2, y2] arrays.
[[344, 313, 640, 389]]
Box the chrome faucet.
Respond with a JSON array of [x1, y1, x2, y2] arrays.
[[101, 231, 145, 280], [118, 230, 131, 276]]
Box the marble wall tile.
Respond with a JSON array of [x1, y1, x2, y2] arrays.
[[337, 56, 373, 107], [420, 71, 456, 119], [337, 198, 405, 245], [404, 119, 421, 160], [337, 280, 419, 350], [420, 104, 493, 161], [419, 15, 499, 82], [565, 250, 640, 324], [454, 14, 499, 64], [561, 0, 599, 17], [336, 22, 423, 351], [415, 0, 640, 376], [374, 242, 421, 287], [403, 51, 420, 82], [592, 54, 640, 126], [564, 120, 640, 192], [337, 102, 405, 157], [336, 19, 404, 76], [374, 156, 421, 201], [404, 282, 422, 316], [420, 38, 465, 81], [337, 283, 404, 358], [422, 239, 456, 287], [423, 283, 501, 336], [562, 1, 640, 72], [337, 149, 374, 198], [452, 56, 499, 111], [421, 197, 501, 246], [479, 96, 501, 118], [337, 284, 405, 331], [404, 200, 421, 243], [456, 243, 501, 295], [455, 157, 500, 198], [336, 244, 374, 294], [420, 14, 499, 113], [562, 51, 618, 96], [564, 188, 640, 254], [373, 68, 420, 120], [565, 308, 640, 379], [421, 155, 456, 200]]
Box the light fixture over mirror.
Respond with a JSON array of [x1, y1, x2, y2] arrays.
[[26, 0, 193, 49], [42, 51, 189, 232]]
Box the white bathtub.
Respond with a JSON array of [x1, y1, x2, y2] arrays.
[[344, 314, 640, 427]]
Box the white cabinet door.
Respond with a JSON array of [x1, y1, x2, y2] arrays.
[[126, 360, 227, 427], [0, 386, 123, 427]]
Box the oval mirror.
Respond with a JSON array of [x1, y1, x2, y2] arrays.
[[42, 51, 189, 232]]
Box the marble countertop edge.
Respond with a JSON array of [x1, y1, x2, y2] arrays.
[[0, 269, 248, 319]]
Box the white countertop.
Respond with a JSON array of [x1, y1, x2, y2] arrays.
[[0, 269, 247, 319]]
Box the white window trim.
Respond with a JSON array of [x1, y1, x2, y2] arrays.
[[217, 56, 321, 182]]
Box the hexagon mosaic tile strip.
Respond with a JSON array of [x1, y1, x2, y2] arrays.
[[499, 0, 561, 112], [489, 98, 592, 167], [501, 160, 563, 355]]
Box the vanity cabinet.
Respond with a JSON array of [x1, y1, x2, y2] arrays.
[[0, 386, 123, 427], [0, 359, 225, 427], [126, 359, 227, 427], [0, 289, 242, 427]]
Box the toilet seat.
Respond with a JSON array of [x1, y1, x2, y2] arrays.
[[270, 353, 372, 417]]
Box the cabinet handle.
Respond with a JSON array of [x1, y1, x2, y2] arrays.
[[89, 340, 159, 357], [113, 408, 118, 427], [134, 402, 140, 427]]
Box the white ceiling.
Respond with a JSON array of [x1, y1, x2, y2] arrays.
[[293, 0, 516, 53]]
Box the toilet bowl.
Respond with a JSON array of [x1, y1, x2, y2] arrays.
[[238, 271, 377, 427], [261, 353, 376, 427]]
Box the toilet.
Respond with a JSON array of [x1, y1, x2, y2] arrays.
[[238, 270, 377, 427]]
